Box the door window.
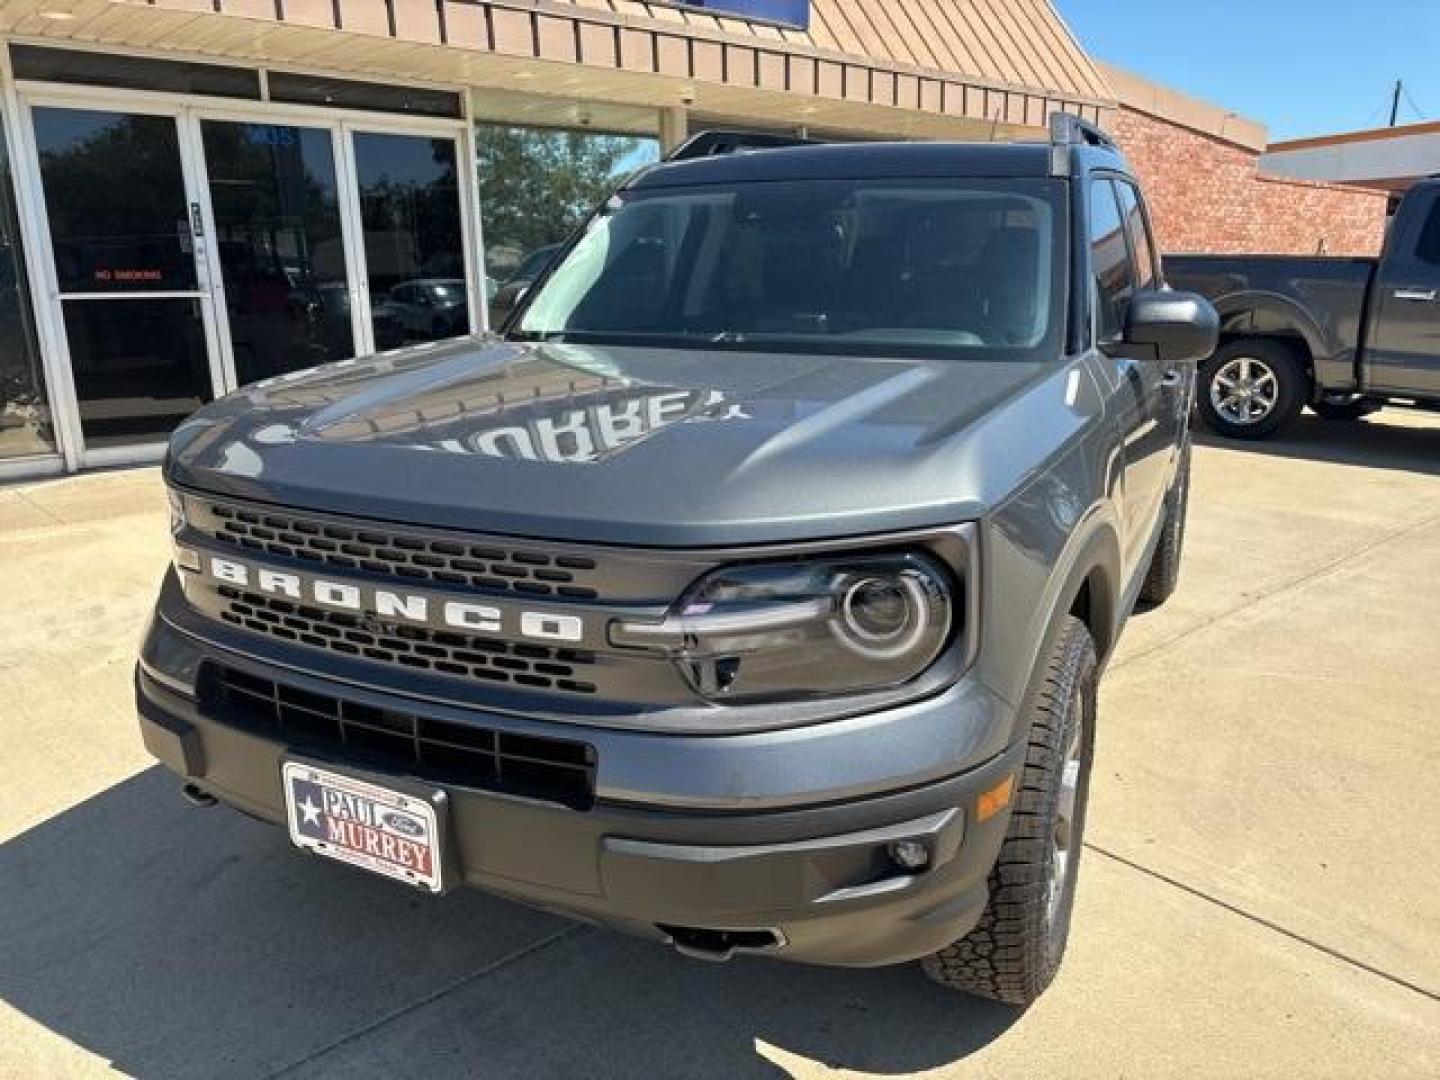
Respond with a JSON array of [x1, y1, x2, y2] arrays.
[[33, 108, 197, 293], [60, 298, 210, 449], [1115, 181, 1158, 289], [352, 132, 469, 350], [201, 121, 353, 384], [1413, 199, 1440, 266], [32, 106, 214, 449], [1089, 178, 1134, 343]]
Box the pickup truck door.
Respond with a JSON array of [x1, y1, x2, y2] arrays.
[[1088, 177, 1179, 580], [1367, 187, 1440, 397]]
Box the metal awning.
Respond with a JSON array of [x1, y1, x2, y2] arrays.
[[1, 1, 1114, 138]]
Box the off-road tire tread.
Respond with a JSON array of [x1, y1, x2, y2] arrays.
[[921, 616, 1097, 1006], [1139, 439, 1191, 606]]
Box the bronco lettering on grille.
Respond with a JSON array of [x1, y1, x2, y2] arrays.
[[204, 556, 585, 643]]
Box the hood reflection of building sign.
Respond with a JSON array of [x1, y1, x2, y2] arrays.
[[669, 1, 810, 31], [469, 386, 745, 464]]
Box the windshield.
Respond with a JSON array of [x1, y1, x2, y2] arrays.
[[516, 178, 1067, 359]]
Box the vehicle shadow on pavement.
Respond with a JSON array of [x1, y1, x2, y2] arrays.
[[0, 768, 1021, 1079], [1194, 413, 1440, 476]]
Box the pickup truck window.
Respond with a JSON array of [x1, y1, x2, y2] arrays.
[[515, 178, 1067, 360], [1415, 200, 1440, 266], [1115, 181, 1157, 289], [1089, 178, 1133, 342]]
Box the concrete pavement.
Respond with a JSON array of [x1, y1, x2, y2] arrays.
[[2, 411, 1438, 1078]]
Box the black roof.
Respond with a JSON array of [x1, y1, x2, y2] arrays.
[[629, 141, 1066, 188]]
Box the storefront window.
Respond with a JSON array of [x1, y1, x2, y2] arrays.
[[0, 113, 54, 459], [353, 132, 469, 351], [476, 124, 659, 327]]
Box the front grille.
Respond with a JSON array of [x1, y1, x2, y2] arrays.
[[205, 502, 600, 600], [216, 586, 598, 694], [207, 665, 596, 810]]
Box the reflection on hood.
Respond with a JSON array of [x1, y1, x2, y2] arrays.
[[166, 336, 1086, 546], [290, 349, 744, 464]]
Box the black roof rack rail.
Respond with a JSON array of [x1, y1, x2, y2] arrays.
[[1049, 111, 1115, 149], [1048, 111, 1116, 176], [667, 129, 821, 161]]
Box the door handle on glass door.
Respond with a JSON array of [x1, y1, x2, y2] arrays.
[[1393, 288, 1437, 302]]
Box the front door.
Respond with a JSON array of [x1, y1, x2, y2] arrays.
[[28, 103, 225, 462], [1366, 186, 1440, 398], [1088, 175, 1172, 579]]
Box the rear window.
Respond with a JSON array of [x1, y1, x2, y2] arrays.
[[516, 177, 1067, 360]]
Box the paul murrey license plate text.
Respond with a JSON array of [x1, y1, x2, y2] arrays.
[[283, 763, 442, 892]]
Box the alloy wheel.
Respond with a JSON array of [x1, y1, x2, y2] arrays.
[[1210, 356, 1280, 425]]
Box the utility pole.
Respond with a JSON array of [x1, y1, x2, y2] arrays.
[[1390, 79, 1402, 126]]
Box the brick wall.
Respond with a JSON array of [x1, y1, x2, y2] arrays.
[[1110, 107, 1389, 257]]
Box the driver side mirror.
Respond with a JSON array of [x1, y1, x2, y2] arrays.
[[1119, 289, 1219, 363]]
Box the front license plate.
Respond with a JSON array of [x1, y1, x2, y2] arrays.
[[282, 761, 443, 893]]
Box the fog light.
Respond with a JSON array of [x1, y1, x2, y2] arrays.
[[888, 839, 930, 871]]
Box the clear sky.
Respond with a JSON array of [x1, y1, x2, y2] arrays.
[[1052, 0, 1440, 141]]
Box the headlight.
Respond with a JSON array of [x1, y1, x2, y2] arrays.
[[610, 552, 954, 702]]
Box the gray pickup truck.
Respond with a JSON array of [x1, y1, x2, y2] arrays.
[[137, 118, 1217, 1006], [1168, 177, 1440, 439]]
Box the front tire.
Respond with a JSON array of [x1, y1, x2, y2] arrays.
[[1139, 440, 1191, 607], [1196, 338, 1306, 440], [922, 616, 1097, 1006], [1310, 394, 1380, 422]]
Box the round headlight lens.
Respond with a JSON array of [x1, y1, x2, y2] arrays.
[[611, 551, 956, 702], [837, 575, 931, 659]]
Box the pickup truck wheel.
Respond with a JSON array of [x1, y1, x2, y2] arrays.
[[1197, 339, 1305, 440], [1139, 439, 1191, 607], [921, 615, 1096, 1007], [1310, 394, 1380, 422]]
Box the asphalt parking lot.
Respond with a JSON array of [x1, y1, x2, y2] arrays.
[[2, 411, 1438, 1079]]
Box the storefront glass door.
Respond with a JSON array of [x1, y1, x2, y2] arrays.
[[20, 93, 476, 466], [200, 120, 354, 385], [30, 105, 222, 455]]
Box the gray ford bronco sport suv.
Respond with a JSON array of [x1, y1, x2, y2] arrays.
[[137, 116, 1217, 1006]]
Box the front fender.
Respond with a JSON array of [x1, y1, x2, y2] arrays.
[[977, 426, 1123, 714]]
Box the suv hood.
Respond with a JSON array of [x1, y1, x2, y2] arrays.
[[167, 339, 1092, 546]]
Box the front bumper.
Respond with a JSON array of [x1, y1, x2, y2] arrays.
[[137, 602, 1024, 968]]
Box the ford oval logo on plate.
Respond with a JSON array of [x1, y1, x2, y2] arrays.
[[383, 812, 425, 838]]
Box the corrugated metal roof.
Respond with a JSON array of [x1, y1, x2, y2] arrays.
[[559, 0, 1111, 100], [0, 0, 1112, 135]]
